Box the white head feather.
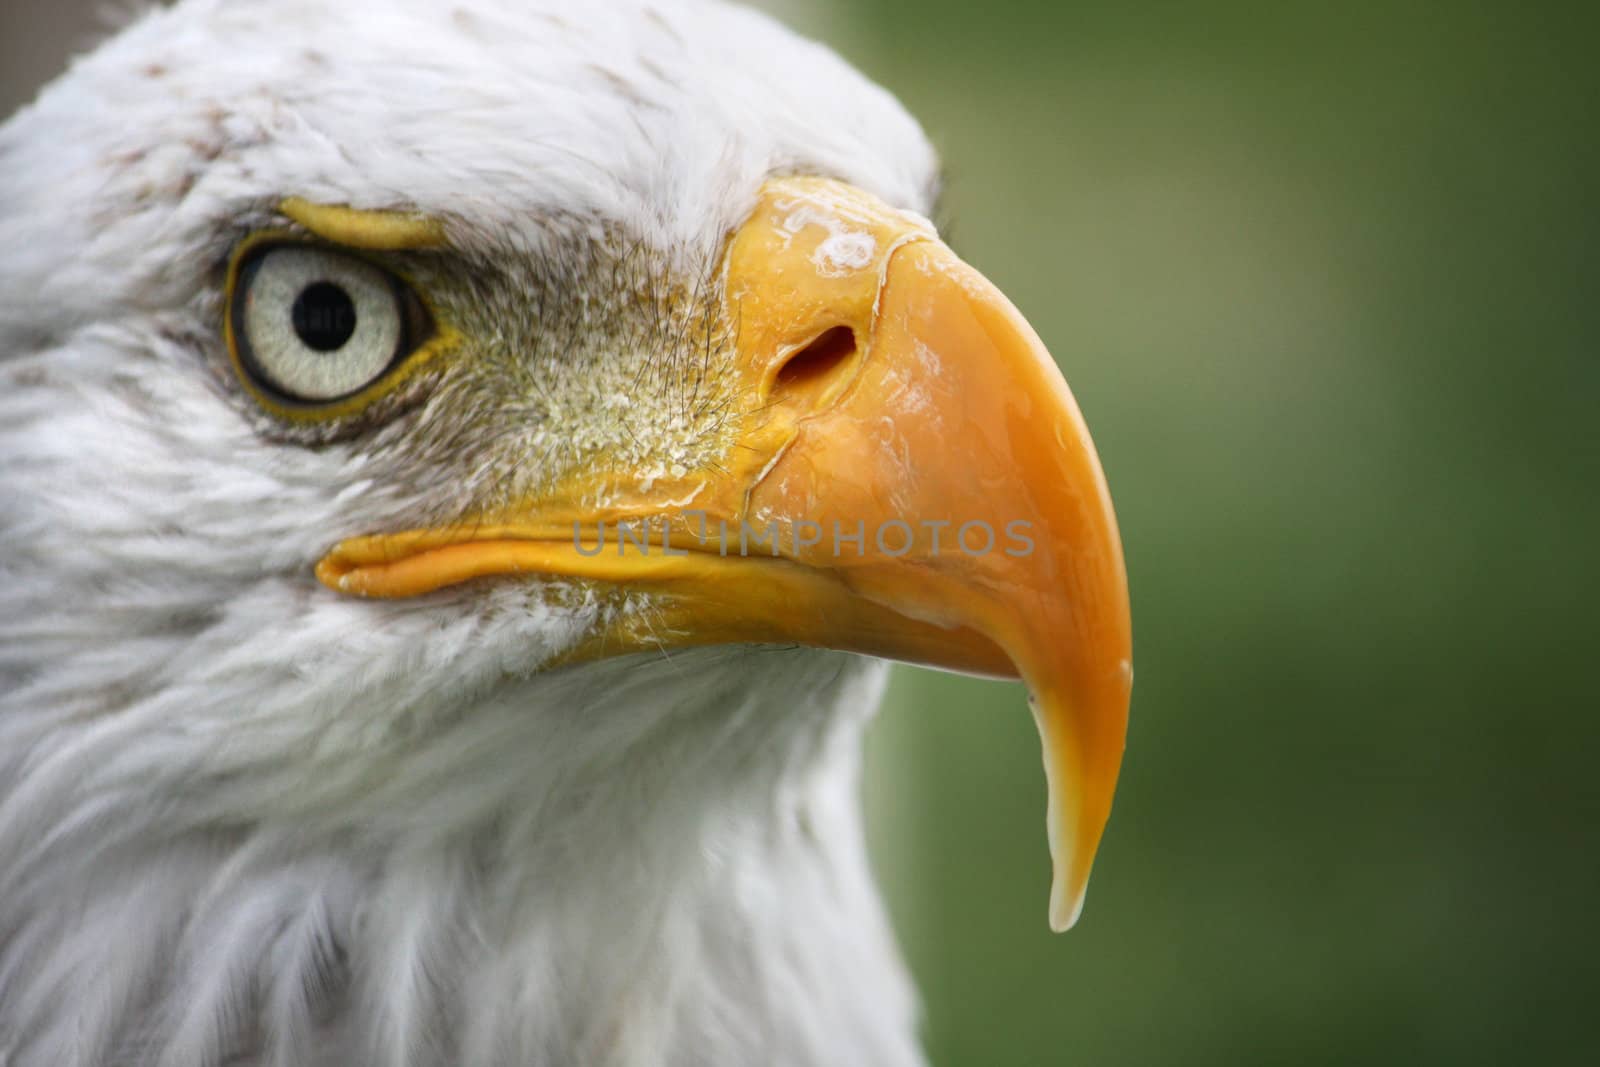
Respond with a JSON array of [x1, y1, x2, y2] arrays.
[[0, 1, 941, 1064]]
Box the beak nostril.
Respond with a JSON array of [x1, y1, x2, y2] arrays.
[[771, 326, 858, 402]]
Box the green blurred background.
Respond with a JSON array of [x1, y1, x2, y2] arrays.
[[4, 2, 1595, 1063]]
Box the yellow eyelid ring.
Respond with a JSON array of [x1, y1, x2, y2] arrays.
[[222, 219, 458, 424]]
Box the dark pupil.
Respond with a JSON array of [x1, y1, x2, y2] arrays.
[[291, 282, 358, 351]]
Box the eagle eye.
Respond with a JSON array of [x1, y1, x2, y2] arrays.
[[227, 243, 432, 408]]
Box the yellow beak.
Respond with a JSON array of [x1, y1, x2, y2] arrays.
[[316, 177, 1133, 931]]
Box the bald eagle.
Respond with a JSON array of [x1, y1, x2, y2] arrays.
[[0, 1, 1132, 1064]]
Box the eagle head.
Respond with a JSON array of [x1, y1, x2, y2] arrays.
[[0, 1, 1131, 1064]]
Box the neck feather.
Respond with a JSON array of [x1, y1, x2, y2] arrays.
[[0, 645, 923, 1067]]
